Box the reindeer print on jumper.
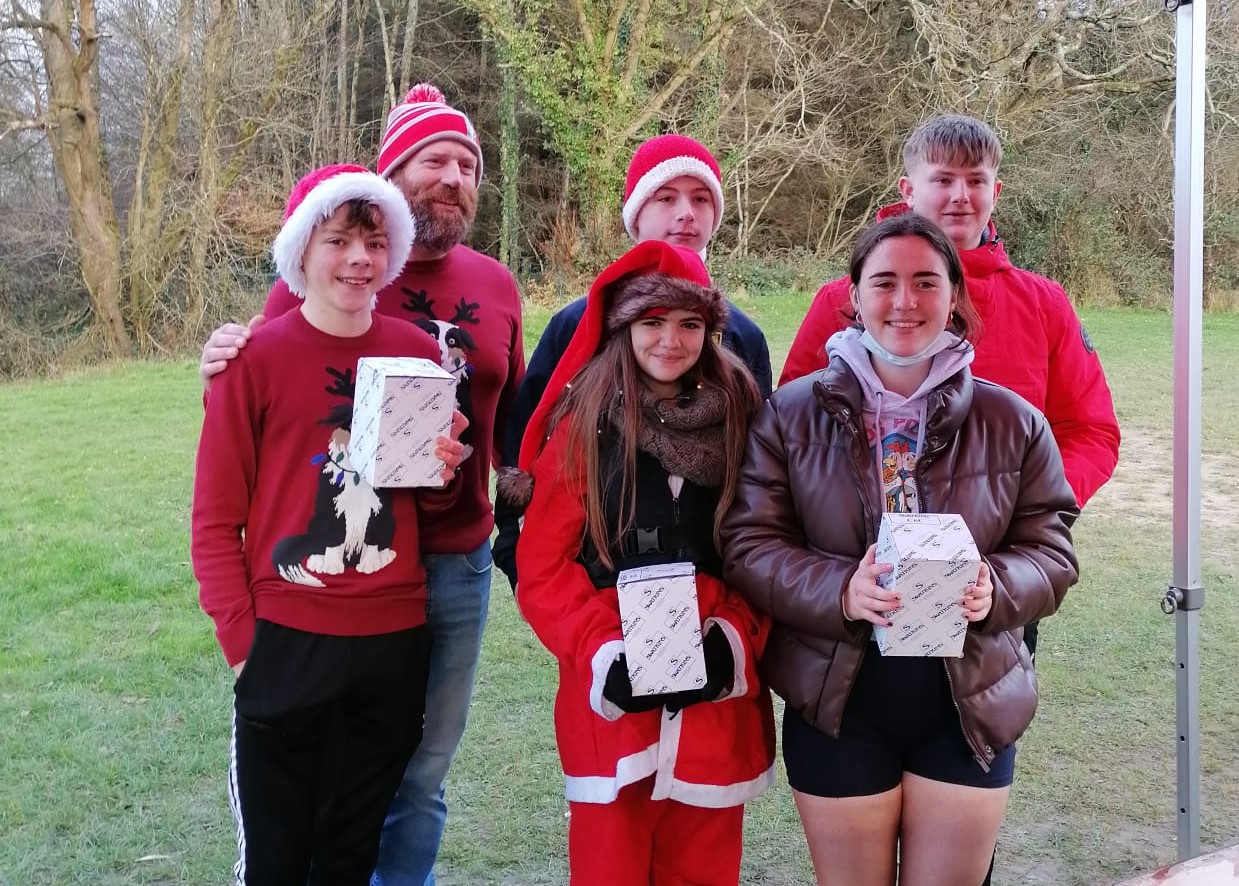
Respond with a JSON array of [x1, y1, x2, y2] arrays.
[[271, 364, 400, 587], [401, 288, 478, 460]]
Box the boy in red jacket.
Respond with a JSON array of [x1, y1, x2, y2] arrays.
[[191, 164, 465, 885], [781, 115, 1119, 513]]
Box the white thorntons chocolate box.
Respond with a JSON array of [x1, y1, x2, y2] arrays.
[[616, 562, 707, 695], [872, 513, 980, 657], [349, 357, 457, 488]]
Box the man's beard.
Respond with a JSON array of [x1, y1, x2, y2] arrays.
[[408, 184, 477, 254]]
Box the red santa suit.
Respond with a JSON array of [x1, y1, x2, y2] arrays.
[[510, 241, 776, 885]]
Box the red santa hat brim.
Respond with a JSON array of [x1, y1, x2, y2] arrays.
[[621, 155, 725, 242]]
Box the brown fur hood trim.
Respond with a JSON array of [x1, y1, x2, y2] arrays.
[[605, 272, 728, 333]]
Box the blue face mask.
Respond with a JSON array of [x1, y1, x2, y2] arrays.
[[859, 329, 958, 367]]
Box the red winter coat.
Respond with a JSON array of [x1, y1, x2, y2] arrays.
[[515, 424, 776, 807], [780, 203, 1120, 507]]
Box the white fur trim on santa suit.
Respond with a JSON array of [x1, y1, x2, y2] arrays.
[[621, 156, 725, 242], [572, 634, 773, 808], [590, 639, 627, 722], [565, 743, 660, 804], [655, 764, 776, 809], [703, 616, 749, 703], [272, 172, 415, 298], [563, 738, 774, 808]]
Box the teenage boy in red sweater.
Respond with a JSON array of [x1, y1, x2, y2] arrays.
[[192, 164, 466, 885], [197, 85, 524, 885]]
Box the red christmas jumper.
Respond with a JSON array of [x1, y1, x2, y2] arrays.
[[265, 245, 525, 555], [192, 309, 455, 666]]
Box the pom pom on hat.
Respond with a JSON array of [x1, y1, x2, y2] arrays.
[[405, 83, 446, 104], [622, 134, 724, 242], [515, 241, 721, 474], [377, 83, 483, 183], [272, 163, 416, 297]]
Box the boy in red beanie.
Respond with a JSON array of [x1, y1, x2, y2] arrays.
[[192, 164, 466, 884], [196, 84, 525, 885]]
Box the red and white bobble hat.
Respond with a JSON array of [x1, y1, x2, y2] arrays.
[[376, 83, 483, 184], [621, 134, 725, 242], [272, 163, 416, 297]]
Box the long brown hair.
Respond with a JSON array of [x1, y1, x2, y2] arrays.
[[546, 307, 760, 570]]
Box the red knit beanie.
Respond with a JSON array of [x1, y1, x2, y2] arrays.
[[622, 134, 724, 242], [376, 83, 483, 183], [516, 241, 718, 472]]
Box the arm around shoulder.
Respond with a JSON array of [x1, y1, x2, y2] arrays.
[[198, 278, 297, 389]]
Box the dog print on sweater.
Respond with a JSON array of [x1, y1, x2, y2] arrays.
[[401, 287, 477, 460], [271, 365, 398, 587]]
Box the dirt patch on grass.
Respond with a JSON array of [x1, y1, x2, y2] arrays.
[[1089, 426, 1238, 537]]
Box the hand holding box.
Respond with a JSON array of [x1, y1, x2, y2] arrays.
[[349, 357, 457, 488], [872, 513, 980, 657], [616, 562, 706, 695]]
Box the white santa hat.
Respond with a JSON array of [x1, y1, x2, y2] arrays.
[[621, 134, 725, 242], [272, 163, 415, 297]]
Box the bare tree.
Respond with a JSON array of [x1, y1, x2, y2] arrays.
[[3, 0, 129, 353], [464, 0, 748, 261]]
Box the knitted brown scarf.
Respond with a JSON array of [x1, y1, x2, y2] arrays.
[[496, 383, 731, 510], [631, 384, 728, 488]]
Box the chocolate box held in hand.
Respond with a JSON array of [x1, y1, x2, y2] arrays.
[[616, 562, 707, 695], [872, 513, 981, 657], [349, 357, 457, 488]]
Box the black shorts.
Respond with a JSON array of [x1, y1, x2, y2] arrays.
[[782, 649, 1016, 798]]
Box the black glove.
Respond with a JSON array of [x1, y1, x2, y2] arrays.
[[490, 509, 520, 593], [664, 626, 735, 714], [602, 655, 666, 714]]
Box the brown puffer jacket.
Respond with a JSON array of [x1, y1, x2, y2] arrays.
[[720, 361, 1080, 769]]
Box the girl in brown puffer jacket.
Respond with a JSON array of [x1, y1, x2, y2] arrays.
[[721, 213, 1079, 886]]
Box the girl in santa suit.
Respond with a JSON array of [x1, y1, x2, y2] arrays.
[[501, 240, 775, 884]]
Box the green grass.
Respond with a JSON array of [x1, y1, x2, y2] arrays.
[[2, 304, 1237, 884]]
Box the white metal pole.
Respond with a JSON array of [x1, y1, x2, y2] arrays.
[[1166, 0, 1205, 862]]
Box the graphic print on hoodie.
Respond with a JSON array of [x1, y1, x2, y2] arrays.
[[826, 326, 975, 515]]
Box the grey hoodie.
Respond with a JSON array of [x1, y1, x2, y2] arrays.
[[826, 326, 974, 513]]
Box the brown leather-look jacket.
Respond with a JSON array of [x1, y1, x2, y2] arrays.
[[720, 361, 1080, 769]]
